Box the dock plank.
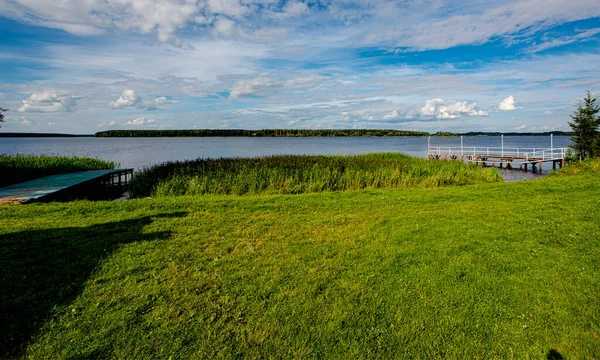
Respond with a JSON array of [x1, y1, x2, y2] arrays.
[[0, 169, 132, 201]]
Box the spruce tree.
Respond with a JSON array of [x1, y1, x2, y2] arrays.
[[568, 91, 600, 159]]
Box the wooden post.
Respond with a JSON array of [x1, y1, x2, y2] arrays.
[[538, 161, 543, 174]]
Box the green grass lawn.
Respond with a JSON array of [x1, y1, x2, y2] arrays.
[[1, 162, 599, 359]]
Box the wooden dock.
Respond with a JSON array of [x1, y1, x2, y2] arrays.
[[428, 145, 567, 173], [0, 169, 134, 203]]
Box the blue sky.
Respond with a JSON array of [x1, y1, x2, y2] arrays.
[[0, 0, 599, 134]]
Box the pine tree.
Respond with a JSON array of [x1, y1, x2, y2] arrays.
[[0, 107, 8, 127], [568, 91, 600, 159]]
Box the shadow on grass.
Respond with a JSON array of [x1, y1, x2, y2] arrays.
[[547, 349, 565, 360], [0, 212, 187, 358]]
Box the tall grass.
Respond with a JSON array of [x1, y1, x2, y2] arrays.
[[0, 154, 116, 187], [130, 153, 502, 197], [549, 158, 600, 177]]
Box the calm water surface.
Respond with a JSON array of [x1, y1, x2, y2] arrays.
[[0, 136, 570, 181]]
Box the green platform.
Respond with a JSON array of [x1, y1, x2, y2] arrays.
[[0, 169, 132, 202]]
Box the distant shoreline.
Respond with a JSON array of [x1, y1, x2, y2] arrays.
[[0, 133, 94, 138], [0, 130, 573, 138]]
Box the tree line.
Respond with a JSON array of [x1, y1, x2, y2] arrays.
[[95, 129, 431, 137]]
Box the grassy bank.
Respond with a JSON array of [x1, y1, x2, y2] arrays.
[[131, 153, 502, 197], [1, 161, 599, 358], [0, 155, 116, 187]]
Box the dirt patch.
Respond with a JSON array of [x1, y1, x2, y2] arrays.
[[0, 199, 28, 205]]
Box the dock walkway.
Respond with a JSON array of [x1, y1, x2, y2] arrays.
[[0, 169, 133, 203], [428, 145, 568, 173]]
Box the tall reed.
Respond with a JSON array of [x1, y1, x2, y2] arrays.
[[130, 153, 501, 198], [0, 154, 116, 187]]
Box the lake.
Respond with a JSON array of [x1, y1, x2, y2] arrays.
[[0, 135, 570, 180]]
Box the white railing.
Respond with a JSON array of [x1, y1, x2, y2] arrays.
[[428, 146, 568, 161]]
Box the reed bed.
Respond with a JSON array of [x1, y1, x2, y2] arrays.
[[0, 154, 116, 187], [130, 153, 502, 198]]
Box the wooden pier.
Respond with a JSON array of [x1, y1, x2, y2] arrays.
[[428, 145, 567, 173], [0, 169, 134, 203]]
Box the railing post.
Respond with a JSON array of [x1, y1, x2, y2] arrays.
[[501, 134, 504, 157], [461, 135, 463, 156], [428, 136, 431, 155]]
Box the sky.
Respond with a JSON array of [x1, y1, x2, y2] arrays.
[[0, 0, 599, 134]]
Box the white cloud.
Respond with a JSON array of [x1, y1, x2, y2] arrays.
[[206, 0, 247, 20], [527, 28, 600, 53], [98, 120, 117, 127], [212, 16, 237, 37], [366, 1, 600, 50], [541, 111, 553, 116], [154, 96, 179, 105], [269, 1, 309, 19], [125, 117, 154, 125], [230, 73, 282, 98], [383, 110, 400, 120], [20, 116, 32, 125], [18, 92, 78, 113], [498, 96, 516, 111], [284, 74, 328, 89], [420, 98, 488, 119], [109, 90, 141, 109], [0, 0, 199, 42]]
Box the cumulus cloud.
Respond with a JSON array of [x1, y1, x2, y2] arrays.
[[541, 111, 553, 116], [125, 117, 155, 125], [109, 90, 142, 109], [420, 98, 488, 119], [154, 96, 179, 105], [498, 96, 516, 111], [98, 120, 117, 127], [18, 92, 78, 113]]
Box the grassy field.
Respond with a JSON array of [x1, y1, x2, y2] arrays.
[[131, 153, 502, 197], [1, 161, 599, 359], [0, 154, 116, 187]]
